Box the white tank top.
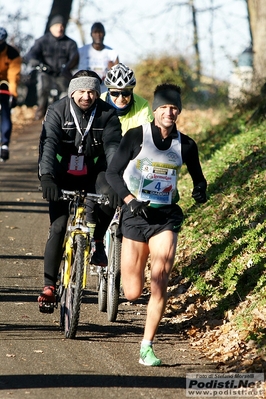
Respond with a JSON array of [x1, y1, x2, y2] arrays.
[[123, 123, 183, 206]]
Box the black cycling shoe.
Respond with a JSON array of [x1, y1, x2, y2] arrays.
[[90, 241, 108, 266]]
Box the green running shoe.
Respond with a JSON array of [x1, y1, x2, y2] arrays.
[[139, 345, 162, 366]]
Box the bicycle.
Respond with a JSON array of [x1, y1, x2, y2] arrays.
[[97, 206, 122, 322], [56, 189, 109, 339]]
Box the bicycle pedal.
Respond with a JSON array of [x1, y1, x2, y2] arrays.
[[39, 302, 56, 314]]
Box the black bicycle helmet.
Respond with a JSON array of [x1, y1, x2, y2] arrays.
[[104, 63, 136, 89]]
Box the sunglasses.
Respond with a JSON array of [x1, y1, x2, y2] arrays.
[[109, 90, 132, 98]]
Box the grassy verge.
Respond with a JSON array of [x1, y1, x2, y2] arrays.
[[171, 107, 266, 370]]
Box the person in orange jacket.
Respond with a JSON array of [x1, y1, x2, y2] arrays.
[[0, 27, 21, 161]]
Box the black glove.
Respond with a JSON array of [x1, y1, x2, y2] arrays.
[[95, 171, 122, 209], [127, 199, 150, 217], [192, 185, 207, 203], [40, 175, 59, 202], [108, 187, 123, 209]]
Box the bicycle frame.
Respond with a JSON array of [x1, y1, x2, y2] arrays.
[[97, 206, 122, 321], [59, 189, 109, 338], [105, 206, 120, 249], [63, 203, 90, 289]]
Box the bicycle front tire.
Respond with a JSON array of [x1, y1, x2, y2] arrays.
[[98, 271, 107, 312], [107, 225, 121, 322], [64, 234, 86, 339]]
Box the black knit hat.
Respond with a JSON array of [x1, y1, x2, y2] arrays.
[[152, 84, 182, 112], [49, 15, 65, 28]]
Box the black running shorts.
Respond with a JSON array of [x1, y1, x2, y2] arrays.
[[118, 203, 184, 243]]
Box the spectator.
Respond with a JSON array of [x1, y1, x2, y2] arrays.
[[106, 83, 207, 366], [78, 22, 119, 93], [25, 15, 78, 120], [0, 27, 21, 161]]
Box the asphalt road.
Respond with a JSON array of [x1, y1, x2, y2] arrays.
[[0, 116, 216, 399]]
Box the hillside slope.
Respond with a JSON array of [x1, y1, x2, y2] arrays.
[[164, 106, 266, 376]]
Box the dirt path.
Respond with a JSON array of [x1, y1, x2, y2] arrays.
[[0, 109, 217, 399]]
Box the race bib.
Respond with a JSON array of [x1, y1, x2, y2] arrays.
[[67, 155, 88, 176], [138, 165, 176, 205]]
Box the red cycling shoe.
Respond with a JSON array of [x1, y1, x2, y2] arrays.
[[38, 286, 56, 314]]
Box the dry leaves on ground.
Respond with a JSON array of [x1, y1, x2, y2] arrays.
[[164, 275, 266, 376]]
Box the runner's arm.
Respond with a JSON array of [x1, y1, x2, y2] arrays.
[[181, 133, 207, 189], [106, 126, 143, 201]]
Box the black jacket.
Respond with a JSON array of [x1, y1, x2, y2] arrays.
[[25, 32, 78, 76], [39, 96, 122, 188]]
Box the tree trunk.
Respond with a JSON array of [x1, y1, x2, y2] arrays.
[[247, 0, 266, 83], [189, 0, 201, 80], [45, 0, 74, 33]]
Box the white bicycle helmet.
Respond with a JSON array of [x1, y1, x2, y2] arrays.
[[0, 27, 7, 41], [104, 63, 136, 89]]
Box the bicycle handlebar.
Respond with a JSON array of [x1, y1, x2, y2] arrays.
[[61, 189, 109, 205]]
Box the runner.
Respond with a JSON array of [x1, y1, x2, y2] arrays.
[[106, 83, 207, 366]]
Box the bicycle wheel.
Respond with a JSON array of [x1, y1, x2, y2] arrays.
[[64, 234, 86, 339], [107, 225, 121, 322], [58, 269, 66, 331], [98, 269, 107, 312], [96, 233, 108, 312]]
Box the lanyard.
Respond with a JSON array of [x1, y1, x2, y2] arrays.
[[70, 102, 97, 154]]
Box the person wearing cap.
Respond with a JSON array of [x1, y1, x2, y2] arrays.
[[37, 69, 122, 312], [77, 22, 119, 93], [25, 15, 78, 120], [106, 83, 207, 366], [0, 27, 22, 161]]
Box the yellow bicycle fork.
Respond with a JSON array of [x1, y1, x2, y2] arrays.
[[63, 206, 91, 289]]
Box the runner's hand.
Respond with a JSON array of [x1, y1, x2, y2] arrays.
[[127, 199, 150, 217], [40, 175, 59, 202], [192, 185, 207, 203]]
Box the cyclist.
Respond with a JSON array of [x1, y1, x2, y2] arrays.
[[0, 27, 21, 161], [77, 22, 119, 93], [25, 15, 78, 120], [106, 83, 207, 366], [37, 70, 122, 311], [102, 63, 153, 134], [86, 63, 154, 244]]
